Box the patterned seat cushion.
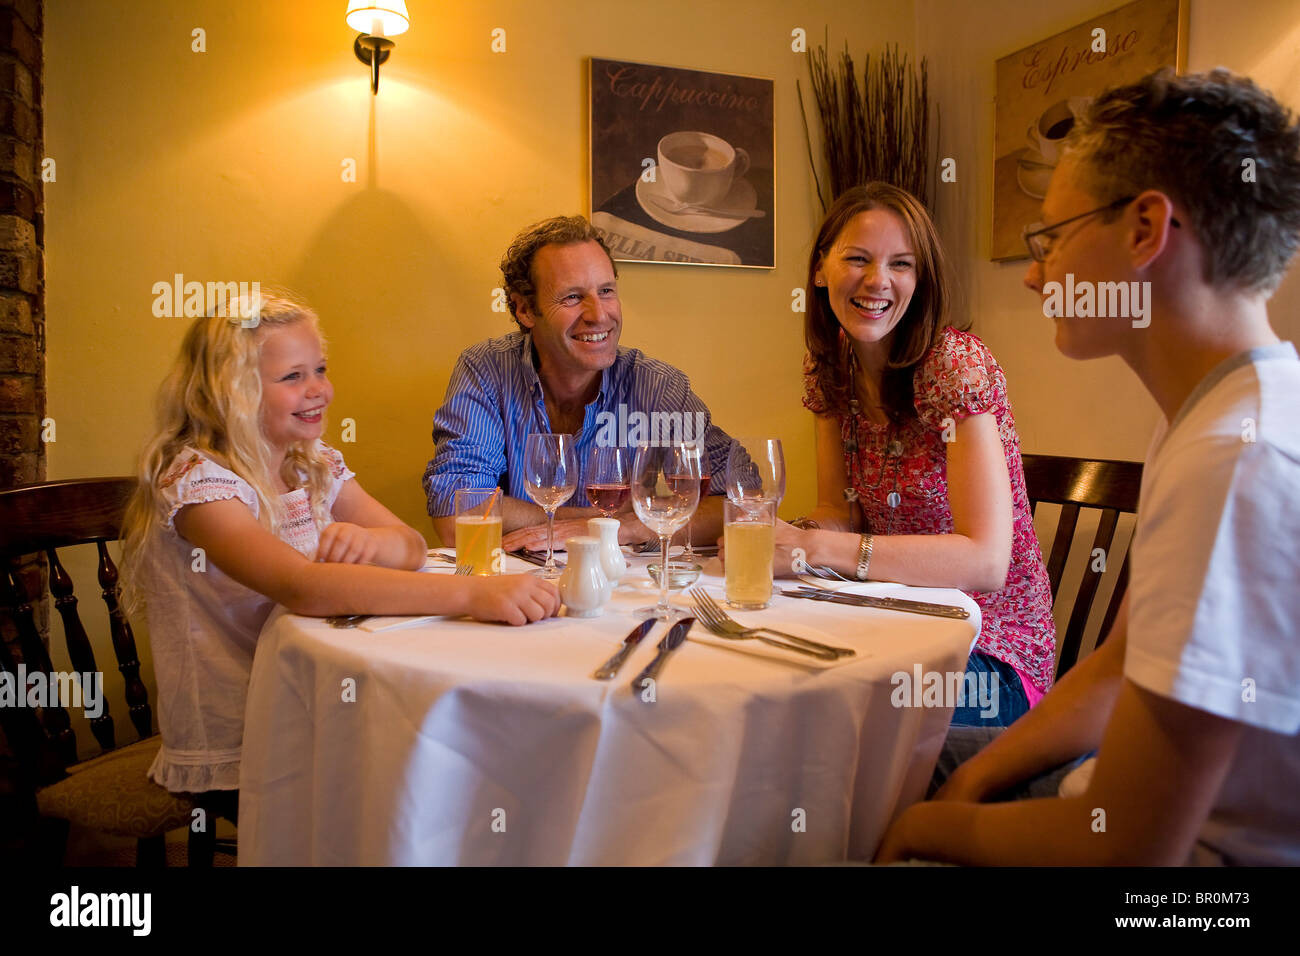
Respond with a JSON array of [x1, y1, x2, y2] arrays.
[[36, 736, 197, 838]]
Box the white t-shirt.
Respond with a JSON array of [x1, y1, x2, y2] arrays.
[[1125, 342, 1300, 865], [142, 442, 354, 793]]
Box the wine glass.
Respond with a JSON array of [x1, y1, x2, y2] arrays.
[[676, 441, 710, 560], [724, 437, 786, 504], [523, 433, 578, 579], [585, 445, 631, 518], [630, 441, 701, 620]]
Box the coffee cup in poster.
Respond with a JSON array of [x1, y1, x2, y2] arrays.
[[1023, 97, 1091, 166], [657, 131, 750, 207]]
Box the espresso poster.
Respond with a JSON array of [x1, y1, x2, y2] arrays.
[[589, 58, 775, 269], [991, 0, 1187, 260]]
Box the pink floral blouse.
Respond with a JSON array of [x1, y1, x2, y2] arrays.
[[803, 327, 1057, 693]]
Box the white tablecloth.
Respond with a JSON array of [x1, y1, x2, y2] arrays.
[[238, 554, 980, 865]]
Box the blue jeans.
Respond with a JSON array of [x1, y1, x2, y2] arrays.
[[947, 651, 1029, 727]]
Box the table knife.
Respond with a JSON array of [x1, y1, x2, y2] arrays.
[[592, 619, 656, 680], [631, 616, 694, 696], [509, 548, 565, 569], [781, 588, 970, 620]]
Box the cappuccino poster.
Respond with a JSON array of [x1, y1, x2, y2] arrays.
[[991, 0, 1187, 260], [589, 58, 775, 268]]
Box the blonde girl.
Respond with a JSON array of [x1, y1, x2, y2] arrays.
[[122, 295, 559, 794]]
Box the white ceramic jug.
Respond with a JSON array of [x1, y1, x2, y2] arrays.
[[559, 536, 612, 617], [587, 517, 627, 584]]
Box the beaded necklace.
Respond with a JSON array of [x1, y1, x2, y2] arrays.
[[841, 361, 904, 536]]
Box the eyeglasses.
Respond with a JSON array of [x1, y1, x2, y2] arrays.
[[1022, 195, 1180, 262]]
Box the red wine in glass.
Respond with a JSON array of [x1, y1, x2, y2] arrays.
[[586, 482, 630, 517]]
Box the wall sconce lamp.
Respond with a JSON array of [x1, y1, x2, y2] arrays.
[[347, 1, 410, 94]]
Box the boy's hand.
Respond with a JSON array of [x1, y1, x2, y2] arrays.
[[316, 522, 382, 565]]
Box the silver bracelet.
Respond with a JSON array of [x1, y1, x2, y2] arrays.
[[855, 533, 874, 582]]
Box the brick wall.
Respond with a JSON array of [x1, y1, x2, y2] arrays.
[[0, 0, 40, 490]]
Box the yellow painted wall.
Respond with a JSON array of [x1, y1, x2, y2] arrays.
[[46, 0, 920, 529]]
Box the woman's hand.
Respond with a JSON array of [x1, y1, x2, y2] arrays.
[[316, 522, 382, 565], [771, 519, 815, 579]]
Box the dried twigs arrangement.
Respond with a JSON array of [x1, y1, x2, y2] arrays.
[[798, 38, 933, 211]]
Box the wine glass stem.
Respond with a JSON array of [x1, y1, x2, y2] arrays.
[[683, 518, 694, 557], [545, 510, 557, 571], [658, 533, 671, 612]]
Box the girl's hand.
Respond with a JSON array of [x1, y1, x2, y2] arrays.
[[316, 522, 382, 565], [463, 574, 561, 625]]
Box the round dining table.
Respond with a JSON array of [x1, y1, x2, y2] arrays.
[[237, 551, 981, 866]]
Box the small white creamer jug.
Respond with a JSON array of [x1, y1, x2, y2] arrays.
[[587, 517, 627, 585], [559, 536, 612, 617]]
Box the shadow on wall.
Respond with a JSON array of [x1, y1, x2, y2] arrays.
[[288, 186, 446, 529]]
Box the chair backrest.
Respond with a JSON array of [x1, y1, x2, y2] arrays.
[[0, 478, 146, 784], [1021, 455, 1143, 681]]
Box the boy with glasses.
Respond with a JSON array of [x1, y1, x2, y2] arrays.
[[877, 68, 1300, 865]]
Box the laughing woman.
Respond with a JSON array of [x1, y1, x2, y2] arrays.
[[778, 182, 1056, 726]]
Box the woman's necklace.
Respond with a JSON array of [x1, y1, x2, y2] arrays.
[[842, 368, 904, 535]]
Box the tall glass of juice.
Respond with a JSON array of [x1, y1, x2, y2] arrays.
[[724, 498, 775, 610], [454, 488, 503, 575]]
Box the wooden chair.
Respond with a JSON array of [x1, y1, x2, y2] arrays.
[[0, 477, 232, 865], [1021, 455, 1143, 681]]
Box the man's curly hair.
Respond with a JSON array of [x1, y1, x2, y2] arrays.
[[499, 216, 618, 326]]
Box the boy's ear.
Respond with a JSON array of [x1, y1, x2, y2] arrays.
[[1130, 190, 1178, 271]]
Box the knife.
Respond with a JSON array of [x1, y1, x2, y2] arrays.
[[781, 588, 970, 620], [509, 548, 566, 569], [592, 619, 656, 680], [630, 616, 695, 696]]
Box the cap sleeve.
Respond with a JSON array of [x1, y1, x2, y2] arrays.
[[316, 441, 356, 512], [801, 353, 830, 414], [157, 450, 259, 529], [913, 329, 1007, 431]]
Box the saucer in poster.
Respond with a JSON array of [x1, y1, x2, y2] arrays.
[[636, 175, 759, 233]]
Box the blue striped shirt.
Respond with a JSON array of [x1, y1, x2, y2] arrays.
[[423, 332, 734, 516]]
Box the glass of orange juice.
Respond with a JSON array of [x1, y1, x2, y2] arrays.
[[454, 488, 503, 575], [724, 498, 775, 609]]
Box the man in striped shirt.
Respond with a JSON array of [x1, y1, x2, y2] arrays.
[[424, 215, 734, 550]]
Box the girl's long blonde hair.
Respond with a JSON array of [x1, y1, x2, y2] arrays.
[[120, 294, 335, 613]]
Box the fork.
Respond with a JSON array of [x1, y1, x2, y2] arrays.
[[801, 563, 853, 583], [688, 588, 854, 660], [328, 565, 472, 627]]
